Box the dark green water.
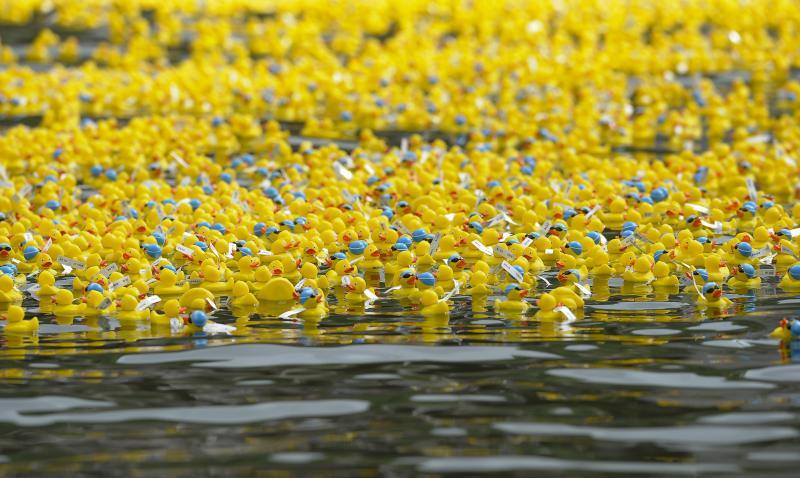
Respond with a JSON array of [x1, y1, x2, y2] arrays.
[[1, 275, 800, 477]]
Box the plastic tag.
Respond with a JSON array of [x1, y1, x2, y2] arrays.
[[429, 233, 442, 254], [687, 203, 710, 214], [758, 267, 775, 278], [170, 151, 189, 168], [57, 256, 85, 270], [204, 322, 236, 334], [392, 221, 411, 235], [539, 220, 552, 235], [493, 245, 514, 260], [341, 275, 352, 287], [575, 283, 592, 297], [188, 277, 202, 285], [554, 305, 576, 321], [745, 177, 758, 200], [205, 297, 217, 310], [136, 295, 161, 311], [23, 232, 33, 243], [333, 162, 353, 181], [294, 278, 306, 291], [378, 269, 386, 284], [99, 263, 118, 277], [472, 240, 494, 256], [502, 261, 524, 283], [258, 250, 273, 256], [701, 220, 723, 234], [176, 245, 193, 257], [110, 276, 131, 290], [521, 237, 534, 247], [364, 289, 379, 301], [584, 205, 601, 219], [97, 298, 112, 310], [544, 248, 554, 255], [280, 308, 305, 319], [42, 237, 52, 252], [485, 214, 504, 228]]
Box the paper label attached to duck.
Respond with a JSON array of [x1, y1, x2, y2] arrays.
[[24, 283, 40, 294], [294, 278, 306, 291], [384, 285, 401, 293], [97, 298, 112, 310], [378, 268, 385, 284], [57, 256, 86, 270], [364, 289, 379, 301], [757, 266, 775, 278], [501, 261, 524, 283], [188, 277, 203, 285], [521, 237, 534, 247], [687, 203, 710, 214], [110, 275, 131, 290], [392, 221, 411, 235], [701, 220, 723, 234], [539, 220, 552, 235], [429, 233, 442, 255], [333, 162, 353, 181], [258, 250, 273, 256], [279, 307, 305, 320], [341, 275, 352, 287], [781, 245, 799, 259], [175, 245, 194, 257], [575, 282, 592, 297], [584, 205, 601, 220], [745, 177, 758, 200], [471, 240, 494, 256], [205, 297, 218, 311], [136, 295, 161, 311], [43, 237, 52, 252], [99, 263, 118, 277], [494, 245, 515, 260], [554, 305, 576, 322]]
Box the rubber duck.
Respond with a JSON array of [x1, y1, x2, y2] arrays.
[[769, 318, 796, 342], [298, 287, 328, 319], [697, 282, 733, 309], [36, 270, 59, 296], [495, 284, 529, 314], [179, 287, 215, 309], [419, 289, 450, 316], [779, 265, 800, 291], [413, 240, 436, 270], [390, 269, 420, 299], [151, 299, 184, 327], [702, 254, 730, 282], [197, 262, 234, 294], [587, 248, 614, 276], [0, 275, 22, 302], [249, 265, 273, 293], [623, 255, 655, 285], [256, 277, 298, 303], [52, 289, 86, 315], [117, 294, 153, 322], [232, 255, 261, 282], [652, 261, 680, 287], [344, 276, 369, 303], [727, 263, 761, 289], [552, 286, 585, 310], [230, 281, 258, 307], [83, 289, 115, 316], [2, 305, 38, 334], [465, 270, 491, 296], [154, 268, 189, 296], [535, 293, 565, 320]]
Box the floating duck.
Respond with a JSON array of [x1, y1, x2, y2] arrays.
[[390, 269, 420, 299], [495, 284, 529, 314], [151, 299, 184, 327], [652, 261, 680, 288], [230, 281, 258, 307], [52, 289, 86, 315], [703, 254, 730, 282], [154, 268, 189, 296], [419, 289, 450, 316], [769, 318, 796, 342], [465, 270, 491, 296], [535, 293, 566, 320], [779, 264, 800, 291], [298, 287, 328, 319], [117, 294, 152, 322], [727, 263, 761, 289], [697, 282, 733, 309], [0, 275, 22, 302], [36, 270, 59, 296], [84, 289, 115, 316], [622, 255, 654, 284], [2, 305, 38, 334], [256, 277, 298, 303]]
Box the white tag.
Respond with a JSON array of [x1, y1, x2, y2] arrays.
[[364, 289, 379, 301], [758, 267, 775, 278], [170, 151, 189, 168], [349, 256, 364, 266], [23, 232, 33, 242], [578, 204, 598, 219], [110, 276, 131, 290], [205, 297, 217, 310], [544, 248, 554, 255], [209, 245, 220, 258], [99, 263, 118, 277], [280, 308, 305, 319], [780, 245, 798, 258], [341, 275, 352, 287], [188, 277, 202, 285], [575, 283, 592, 297], [62, 265, 72, 275], [502, 261, 524, 283], [485, 214, 505, 228], [538, 275, 551, 286], [493, 245, 514, 260], [539, 220, 552, 235], [378, 269, 386, 284], [136, 295, 161, 311], [203, 322, 235, 334], [176, 244, 194, 257], [97, 298, 112, 309], [25, 284, 40, 293], [521, 237, 534, 247], [745, 177, 758, 200], [43, 237, 52, 252], [170, 317, 184, 332], [392, 221, 411, 235], [554, 305, 576, 321], [429, 233, 442, 254], [471, 240, 494, 256], [759, 253, 776, 265], [687, 203, 710, 214], [227, 243, 236, 258], [701, 220, 723, 234], [333, 162, 353, 181], [258, 250, 273, 256], [57, 256, 85, 270], [294, 278, 306, 290]]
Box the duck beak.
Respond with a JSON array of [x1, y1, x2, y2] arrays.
[[712, 289, 722, 298], [555, 260, 565, 269], [407, 276, 417, 285], [457, 259, 466, 269], [371, 250, 381, 257], [519, 290, 528, 298]]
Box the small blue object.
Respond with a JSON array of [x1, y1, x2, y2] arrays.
[[87, 283, 104, 293], [411, 229, 429, 243], [740, 263, 757, 278], [650, 187, 669, 203], [789, 265, 800, 280], [736, 242, 753, 257], [349, 240, 367, 255], [142, 243, 162, 259], [567, 241, 582, 255], [417, 272, 436, 286], [702, 282, 718, 294], [694, 269, 709, 282], [23, 246, 39, 261], [191, 311, 208, 328]]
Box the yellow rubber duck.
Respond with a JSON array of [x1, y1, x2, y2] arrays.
[[535, 293, 565, 320], [622, 256, 654, 284], [390, 269, 420, 300], [697, 282, 733, 309], [2, 305, 38, 334], [153, 268, 189, 296], [117, 294, 153, 322], [651, 261, 680, 287], [151, 299, 185, 327], [495, 284, 529, 314], [256, 277, 298, 303], [465, 270, 491, 296], [779, 264, 800, 291], [52, 289, 86, 315], [419, 289, 450, 317], [36, 270, 59, 296], [727, 264, 762, 289], [0, 275, 21, 302], [230, 281, 258, 307]]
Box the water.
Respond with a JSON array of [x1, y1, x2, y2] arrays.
[[2, 277, 800, 477]]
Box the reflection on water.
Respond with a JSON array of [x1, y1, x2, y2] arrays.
[[1, 279, 800, 477]]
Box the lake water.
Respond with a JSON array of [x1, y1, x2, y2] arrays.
[[2, 274, 799, 477]]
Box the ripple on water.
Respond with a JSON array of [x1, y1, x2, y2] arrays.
[[688, 321, 747, 332], [493, 422, 799, 446], [698, 412, 796, 425], [410, 394, 507, 403], [415, 456, 738, 474], [588, 301, 686, 311], [117, 344, 561, 368], [0, 397, 368, 426], [745, 364, 800, 382], [269, 452, 325, 464], [548, 368, 773, 389]]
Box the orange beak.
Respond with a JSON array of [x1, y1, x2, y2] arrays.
[[407, 276, 417, 285], [519, 290, 528, 298], [712, 289, 722, 298]]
